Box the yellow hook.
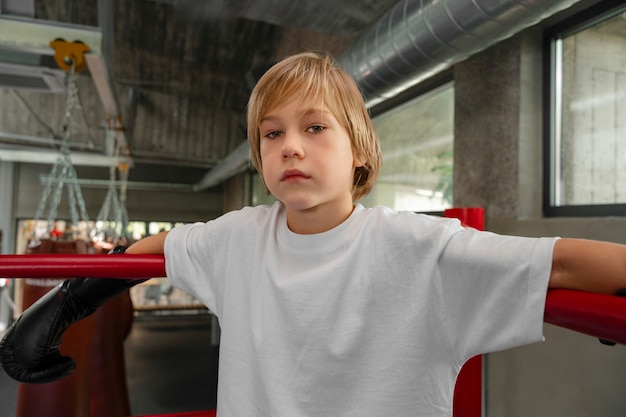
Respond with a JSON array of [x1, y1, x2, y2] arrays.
[[49, 38, 90, 73]]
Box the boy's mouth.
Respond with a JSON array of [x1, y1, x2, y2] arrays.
[[281, 169, 309, 181]]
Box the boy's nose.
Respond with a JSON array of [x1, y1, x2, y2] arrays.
[[282, 134, 304, 159]]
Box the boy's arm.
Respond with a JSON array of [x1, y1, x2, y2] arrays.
[[549, 238, 626, 294], [0, 234, 168, 384], [125, 231, 168, 255]]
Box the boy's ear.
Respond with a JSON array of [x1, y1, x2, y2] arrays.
[[353, 155, 366, 168]]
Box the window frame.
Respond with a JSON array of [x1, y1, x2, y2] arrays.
[[543, 0, 626, 217], [368, 71, 454, 215]]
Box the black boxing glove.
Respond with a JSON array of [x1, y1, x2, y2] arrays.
[[0, 246, 147, 384]]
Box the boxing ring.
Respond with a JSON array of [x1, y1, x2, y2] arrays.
[[3, 254, 622, 346], [1, 254, 625, 417]]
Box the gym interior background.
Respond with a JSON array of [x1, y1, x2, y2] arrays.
[[1, 0, 626, 415]]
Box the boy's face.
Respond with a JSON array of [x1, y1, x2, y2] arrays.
[[259, 98, 361, 227]]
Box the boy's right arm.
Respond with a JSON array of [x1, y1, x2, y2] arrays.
[[0, 233, 169, 384], [125, 231, 168, 255]]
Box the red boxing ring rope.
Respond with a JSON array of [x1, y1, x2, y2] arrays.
[[136, 411, 216, 417], [0, 254, 166, 279], [544, 289, 626, 345], [1, 254, 625, 345]]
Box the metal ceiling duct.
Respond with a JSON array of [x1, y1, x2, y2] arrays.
[[196, 0, 584, 189], [337, 0, 583, 107]]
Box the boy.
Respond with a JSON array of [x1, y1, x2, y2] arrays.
[[2, 51, 626, 416]]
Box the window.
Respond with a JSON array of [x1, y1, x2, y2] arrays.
[[15, 219, 183, 253], [546, 2, 626, 216], [363, 82, 454, 212]]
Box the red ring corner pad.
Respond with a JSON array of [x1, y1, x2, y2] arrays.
[[544, 289, 626, 346], [132, 411, 216, 417]]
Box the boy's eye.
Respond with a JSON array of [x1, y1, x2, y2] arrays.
[[306, 125, 325, 133], [264, 130, 281, 139]]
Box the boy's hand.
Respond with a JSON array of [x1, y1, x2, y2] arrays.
[[0, 324, 75, 382], [0, 246, 146, 384], [0, 279, 83, 383]]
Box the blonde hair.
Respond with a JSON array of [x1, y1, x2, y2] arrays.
[[247, 51, 382, 201]]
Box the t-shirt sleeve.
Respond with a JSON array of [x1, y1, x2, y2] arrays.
[[164, 221, 220, 314], [436, 228, 558, 360]]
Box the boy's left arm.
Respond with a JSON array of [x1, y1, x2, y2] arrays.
[[549, 238, 626, 294]]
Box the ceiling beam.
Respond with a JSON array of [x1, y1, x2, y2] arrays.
[[38, 176, 195, 192], [0, 15, 102, 56], [0, 147, 127, 167], [192, 141, 251, 191], [0, 15, 130, 157]]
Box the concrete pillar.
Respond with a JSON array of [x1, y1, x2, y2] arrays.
[[0, 161, 16, 329], [453, 35, 522, 220], [0, 161, 16, 254]]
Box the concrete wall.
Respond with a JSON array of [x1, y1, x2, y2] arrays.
[[454, 30, 626, 417]]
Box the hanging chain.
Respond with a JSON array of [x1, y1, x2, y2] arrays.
[[32, 62, 92, 241], [95, 127, 130, 242]]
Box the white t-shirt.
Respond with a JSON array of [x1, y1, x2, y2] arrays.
[[165, 202, 556, 417]]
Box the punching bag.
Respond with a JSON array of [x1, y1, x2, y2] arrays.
[[16, 239, 135, 417], [90, 244, 134, 417], [17, 239, 96, 417]]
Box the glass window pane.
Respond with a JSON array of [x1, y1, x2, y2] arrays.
[[363, 83, 454, 211], [127, 221, 147, 241], [148, 221, 174, 235], [553, 10, 626, 207]]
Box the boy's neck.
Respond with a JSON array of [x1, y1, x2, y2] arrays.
[[285, 202, 355, 234]]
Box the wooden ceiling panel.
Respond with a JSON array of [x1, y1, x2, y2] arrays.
[[3, 0, 386, 185], [111, 0, 283, 165]]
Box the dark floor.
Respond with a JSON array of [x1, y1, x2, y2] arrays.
[[0, 313, 219, 417]]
